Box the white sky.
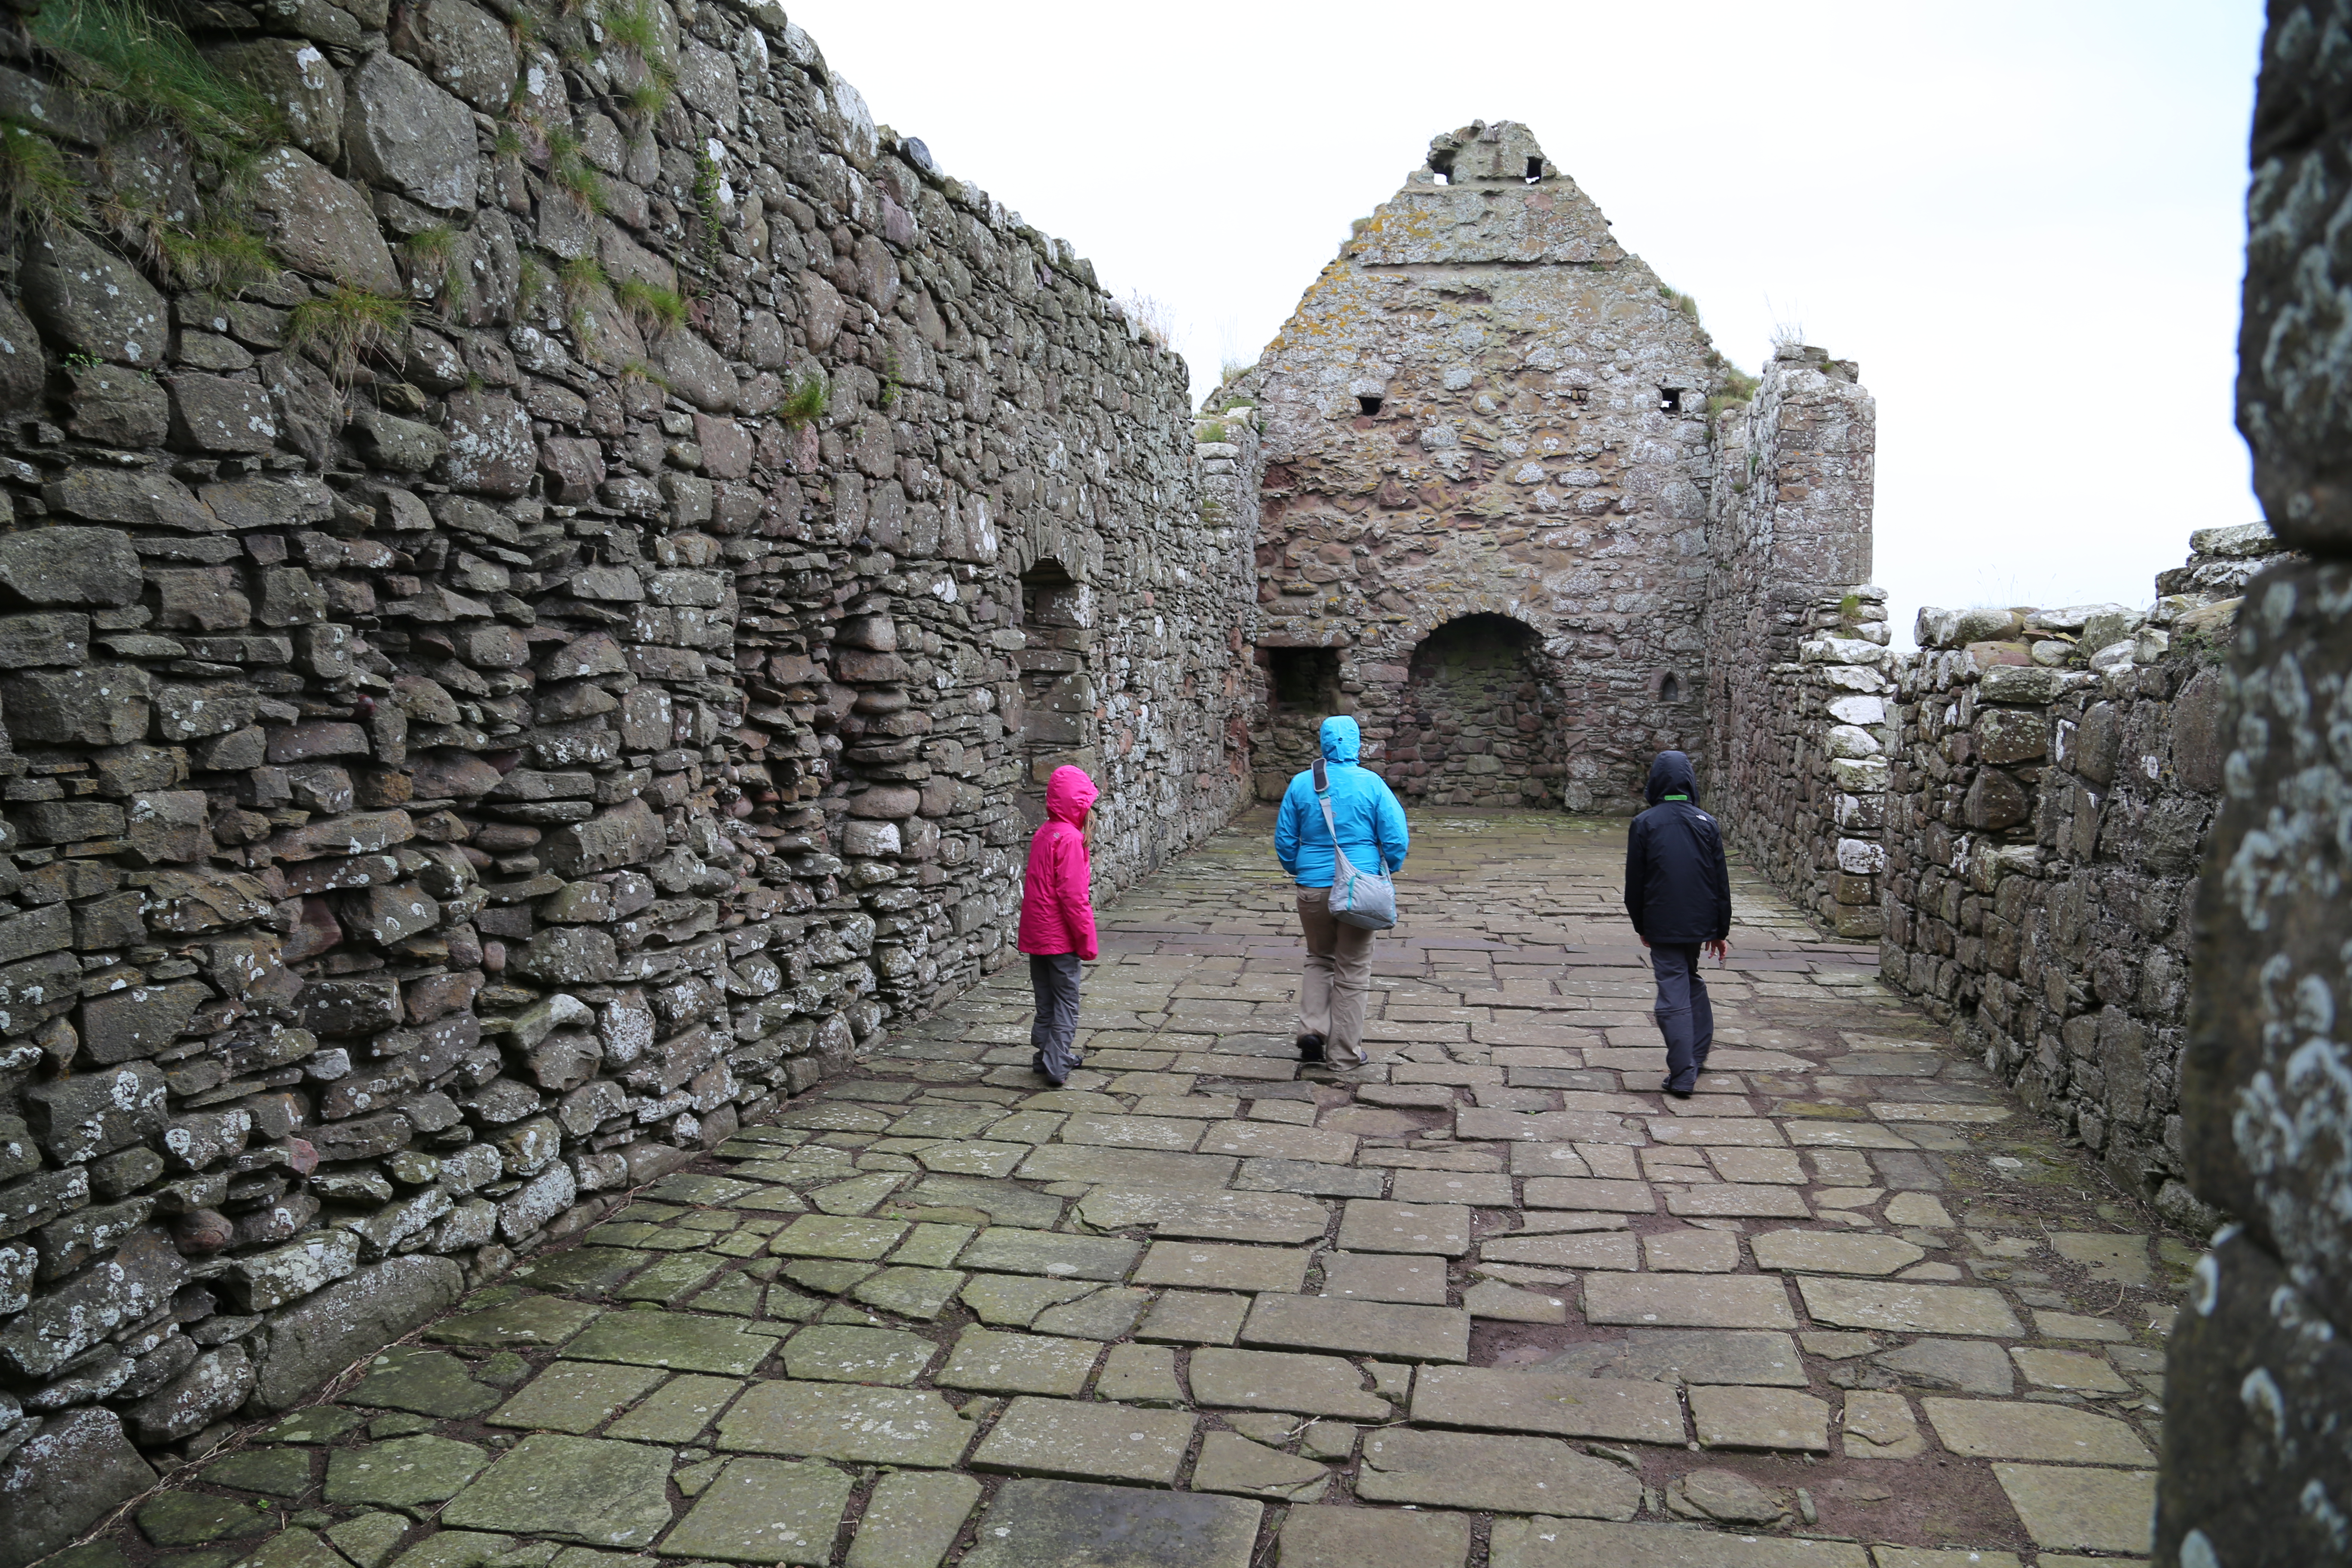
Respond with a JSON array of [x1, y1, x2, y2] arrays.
[[789, 0, 2264, 647]]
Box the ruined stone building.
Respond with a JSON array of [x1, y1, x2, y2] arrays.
[[1234, 120, 1874, 814], [0, 0, 2341, 1552]]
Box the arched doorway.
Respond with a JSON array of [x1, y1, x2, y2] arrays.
[[1390, 614, 1565, 806]]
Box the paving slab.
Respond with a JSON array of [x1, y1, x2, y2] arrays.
[[563, 1313, 775, 1375], [1920, 1399, 2156, 1465], [488, 1360, 666, 1433], [1014, 1145, 1238, 1189], [1489, 1518, 1872, 1566], [1465, 1278, 1571, 1321], [1750, 1230, 1925, 1275], [1275, 1505, 1473, 1568], [1413, 1365, 1684, 1443], [1688, 1385, 1831, 1452], [937, 1326, 1101, 1395], [345, 1348, 502, 1419], [956, 1226, 1142, 1280], [1871, 1338, 2016, 1395], [1336, 1200, 1473, 1255], [780, 1324, 938, 1384], [605, 1373, 743, 1443], [1991, 1463, 2156, 1553], [717, 1381, 974, 1467], [1356, 1427, 1642, 1517], [658, 1456, 849, 1564], [1666, 1185, 1812, 1219], [323, 1437, 490, 1510], [967, 1396, 1196, 1486], [1132, 1240, 1311, 1292], [1187, 1430, 1329, 1500], [1540, 1329, 1808, 1387], [1189, 1347, 1389, 1418], [1643, 1229, 1742, 1271], [958, 1272, 1094, 1326], [1483, 1229, 1641, 1269], [1097, 1341, 1184, 1403], [2009, 1346, 2132, 1393], [1074, 1186, 1328, 1243], [1391, 1170, 1515, 1205], [1797, 1278, 2023, 1337], [1840, 1389, 1924, 1458], [1240, 1294, 1470, 1362], [1522, 1178, 1658, 1212], [1137, 1289, 1250, 1344], [426, 1295, 605, 1347], [1033, 1284, 1152, 1339], [1583, 1274, 1796, 1329], [845, 1470, 981, 1568], [1197, 1120, 1358, 1164], [769, 1215, 909, 1260], [1320, 1250, 1449, 1304], [958, 1479, 1260, 1568], [439, 1435, 675, 1547]]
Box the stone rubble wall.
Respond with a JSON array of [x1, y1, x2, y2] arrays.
[[1236, 120, 1740, 815], [2159, 0, 2352, 1557], [1700, 343, 1882, 925], [0, 0, 1248, 1527]]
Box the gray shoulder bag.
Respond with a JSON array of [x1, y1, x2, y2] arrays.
[[1314, 759, 1398, 931]]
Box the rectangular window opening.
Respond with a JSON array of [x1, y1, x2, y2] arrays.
[[1268, 648, 1341, 712], [1658, 387, 1685, 413], [1357, 395, 1383, 416], [1525, 157, 1543, 181]]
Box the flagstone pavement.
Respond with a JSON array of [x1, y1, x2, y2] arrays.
[[63, 810, 2192, 1568]]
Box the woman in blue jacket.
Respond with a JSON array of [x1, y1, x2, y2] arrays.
[[1275, 716, 1410, 1066]]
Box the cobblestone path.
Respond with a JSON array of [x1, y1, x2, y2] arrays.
[[69, 811, 2186, 1568]]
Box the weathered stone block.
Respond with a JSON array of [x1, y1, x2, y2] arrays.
[[0, 1408, 157, 1568], [23, 1063, 168, 1163], [248, 1254, 466, 1411]]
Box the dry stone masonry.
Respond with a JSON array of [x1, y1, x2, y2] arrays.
[[1233, 122, 1874, 813], [0, 0, 2337, 1556], [0, 0, 1247, 1545]]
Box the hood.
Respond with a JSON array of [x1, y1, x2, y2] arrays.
[[1045, 765, 1099, 825], [1645, 750, 1698, 805], [1319, 716, 1361, 763]]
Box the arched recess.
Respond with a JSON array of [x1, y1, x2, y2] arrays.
[[1010, 556, 1095, 828], [1386, 613, 1566, 806]]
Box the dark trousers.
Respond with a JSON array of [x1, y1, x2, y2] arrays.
[[1650, 943, 1714, 1092], [1028, 953, 1082, 1079]]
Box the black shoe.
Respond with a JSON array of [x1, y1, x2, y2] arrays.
[[1297, 1033, 1326, 1063], [1668, 1084, 1694, 1101]]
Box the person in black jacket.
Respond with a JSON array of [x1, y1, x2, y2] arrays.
[[1624, 751, 1732, 1098]]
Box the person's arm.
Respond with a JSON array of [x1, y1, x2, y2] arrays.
[[1274, 780, 1302, 874], [1708, 824, 1733, 944], [1057, 831, 1099, 960], [1623, 815, 1648, 939], [1375, 780, 1409, 871]]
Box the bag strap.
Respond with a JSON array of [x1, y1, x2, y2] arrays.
[[1311, 759, 1385, 878]]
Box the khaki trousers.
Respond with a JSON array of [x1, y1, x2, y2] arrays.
[[1296, 886, 1374, 1066]]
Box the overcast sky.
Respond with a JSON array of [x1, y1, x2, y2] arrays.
[[790, 0, 2265, 646]]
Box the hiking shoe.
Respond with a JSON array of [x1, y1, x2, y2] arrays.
[[1297, 1033, 1326, 1063]]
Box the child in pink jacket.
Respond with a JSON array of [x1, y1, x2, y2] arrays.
[[1017, 765, 1099, 1087]]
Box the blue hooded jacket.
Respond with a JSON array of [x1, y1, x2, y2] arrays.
[[1276, 717, 1411, 888]]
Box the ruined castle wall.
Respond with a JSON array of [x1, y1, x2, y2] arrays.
[[1874, 609, 2236, 1224], [2159, 1, 2352, 1556], [1700, 345, 1881, 927], [1238, 122, 1740, 813], [0, 0, 1245, 1528]]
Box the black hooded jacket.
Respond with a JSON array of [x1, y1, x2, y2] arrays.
[[1624, 752, 1732, 943]]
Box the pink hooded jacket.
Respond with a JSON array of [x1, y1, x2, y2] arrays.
[[1017, 766, 1099, 960]]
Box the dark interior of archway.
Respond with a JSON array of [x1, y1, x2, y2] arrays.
[[1012, 559, 1089, 829], [1392, 614, 1566, 806]]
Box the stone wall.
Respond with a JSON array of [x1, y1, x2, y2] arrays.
[[1235, 120, 1757, 813], [0, 0, 1246, 1540], [2158, 0, 2352, 1558], [1873, 536, 2268, 1224]]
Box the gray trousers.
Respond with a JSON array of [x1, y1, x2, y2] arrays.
[[1651, 943, 1714, 1092], [1028, 953, 1082, 1079], [1297, 886, 1374, 1066]]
